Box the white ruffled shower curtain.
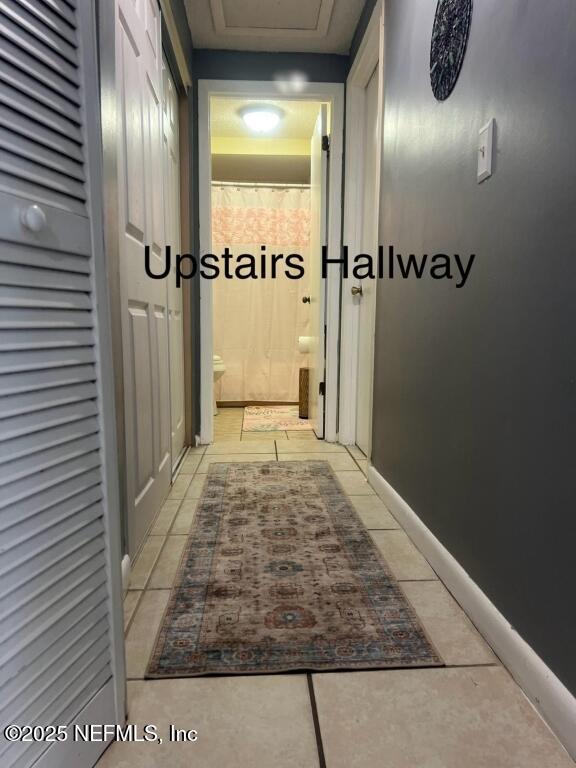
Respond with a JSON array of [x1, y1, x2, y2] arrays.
[[212, 184, 311, 402]]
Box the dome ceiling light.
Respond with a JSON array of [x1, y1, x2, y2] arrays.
[[240, 105, 284, 134]]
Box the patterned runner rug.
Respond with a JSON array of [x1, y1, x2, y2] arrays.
[[147, 462, 442, 677], [242, 405, 313, 431]]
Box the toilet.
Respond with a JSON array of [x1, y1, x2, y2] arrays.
[[213, 355, 225, 415]]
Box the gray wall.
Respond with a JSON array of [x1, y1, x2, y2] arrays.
[[193, 49, 348, 83], [349, 0, 377, 64], [372, 0, 576, 694]]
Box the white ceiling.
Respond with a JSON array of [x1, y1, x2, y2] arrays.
[[185, 0, 365, 53]]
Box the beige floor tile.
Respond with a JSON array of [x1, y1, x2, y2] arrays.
[[171, 499, 198, 534], [148, 536, 187, 589], [124, 590, 169, 679], [150, 499, 181, 535], [167, 474, 193, 500], [402, 581, 497, 666], [346, 444, 367, 460], [370, 530, 436, 580], [313, 666, 574, 768], [206, 440, 276, 454], [184, 474, 209, 498], [280, 439, 345, 453], [286, 430, 317, 439], [197, 454, 276, 472], [178, 455, 202, 474], [123, 590, 142, 631], [129, 536, 165, 589], [97, 676, 319, 768], [242, 430, 286, 439], [349, 495, 399, 529], [335, 470, 375, 495], [355, 458, 368, 475], [278, 452, 357, 471], [186, 445, 207, 455]]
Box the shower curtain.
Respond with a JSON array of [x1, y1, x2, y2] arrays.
[[212, 184, 311, 402]]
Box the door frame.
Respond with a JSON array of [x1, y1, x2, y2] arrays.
[[197, 79, 344, 444], [338, 0, 384, 451]]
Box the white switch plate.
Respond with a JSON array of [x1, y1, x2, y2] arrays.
[[477, 118, 495, 183]]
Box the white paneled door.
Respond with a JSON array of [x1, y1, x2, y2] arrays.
[[162, 56, 185, 471], [0, 1, 124, 766], [116, 0, 177, 558], [308, 105, 328, 437]]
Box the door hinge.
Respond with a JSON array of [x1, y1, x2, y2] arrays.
[[319, 381, 325, 396], [322, 135, 330, 153]]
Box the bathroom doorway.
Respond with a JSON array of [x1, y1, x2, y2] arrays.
[[210, 97, 319, 437], [198, 81, 344, 444]]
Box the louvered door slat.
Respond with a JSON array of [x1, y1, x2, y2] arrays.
[[0, 433, 100, 486], [0, 263, 90, 291], [2, 0, 78, 61], [0, 365, 95, 395], [0, 152, 86, 200], [0, 14, 79, 84], [0, 602, 108, 716], [0, 82, 82, 142], [10, 0, 77, 47], [0, 285, 92, 310], [0, 631, 109, 766], [11, 662, 111, 768], [0, 127, 85, 182], [0, 381, 97, 418], [0, 485, 102, 540], [0, 346, 96, 375], [0, 37, 80, 107], [36, 0, 76, 28], [0, 542, 105, 660], [0, 103, 82, 162], [0, 581, 108, 690], [0, 0, 122, 762], [0, 308, 93, 330], [0, 468, 102, 531], [0, 60, 81, 123]]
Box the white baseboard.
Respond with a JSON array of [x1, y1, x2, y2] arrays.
[[121, 554, 131, 594], [367, 464, 576, 760]]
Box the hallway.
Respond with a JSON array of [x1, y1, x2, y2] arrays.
[[97, 409, 572, 767]]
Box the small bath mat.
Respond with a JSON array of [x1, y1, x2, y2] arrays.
[[147, 461, 442, 677], [242, 405, 313, 432]]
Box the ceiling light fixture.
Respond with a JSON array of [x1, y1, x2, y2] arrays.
[[240, 105, 283, 134]]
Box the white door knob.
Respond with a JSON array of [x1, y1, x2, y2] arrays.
[[21, 204, 47, 233]]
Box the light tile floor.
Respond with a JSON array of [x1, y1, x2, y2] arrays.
[[98, 408, 574, 767]]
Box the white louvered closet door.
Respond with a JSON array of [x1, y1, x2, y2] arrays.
[[116, 0, 172, 558], [0, 1, 125, 767]]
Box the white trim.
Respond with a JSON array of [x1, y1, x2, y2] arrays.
[[339, 0, 384, 448], [209, 0, 334, 38], [158, 0, 192, 88], [121, 554, 131, 593], [198, 79, 344, 444], [78, 0, 126, 727], [367, 463, 576, 760]]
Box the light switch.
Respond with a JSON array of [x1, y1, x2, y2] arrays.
[[477, 118, 495, 183]]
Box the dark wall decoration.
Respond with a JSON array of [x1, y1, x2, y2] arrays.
[[430, 0, 473, 100]]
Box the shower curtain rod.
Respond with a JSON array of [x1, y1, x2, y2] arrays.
[[211, 181, 310, 189]]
